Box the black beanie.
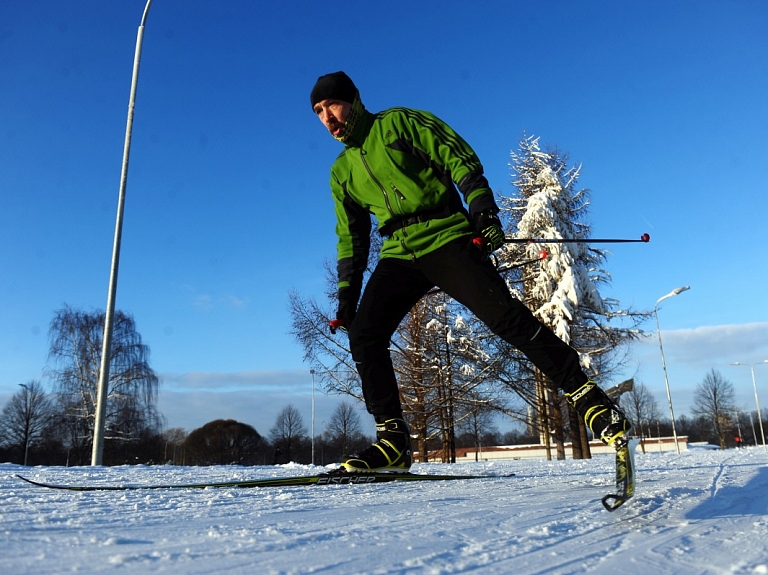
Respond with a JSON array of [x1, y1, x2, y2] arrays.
[[310, 71, 359, 109]]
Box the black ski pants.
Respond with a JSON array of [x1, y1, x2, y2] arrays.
[[347, 237, 588, 418]]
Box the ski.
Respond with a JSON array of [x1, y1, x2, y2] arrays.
[[601, 437, 638, 511], [16, 470, 509, 492]]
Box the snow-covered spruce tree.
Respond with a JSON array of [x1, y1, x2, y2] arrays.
[[495, 135, 645, 459]]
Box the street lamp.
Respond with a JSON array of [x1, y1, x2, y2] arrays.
[[92, 0, 153, 466], [310, 369, 316, 465], [731, 360, 768, 452], [654, 285, 690, 455], [747, 410, 759, 447]]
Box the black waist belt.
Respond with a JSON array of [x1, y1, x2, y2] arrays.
[[379, 205, 456, 238]]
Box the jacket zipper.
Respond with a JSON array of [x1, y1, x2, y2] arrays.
[[359, 150, 415, 258], [359, 150, 395, 219]]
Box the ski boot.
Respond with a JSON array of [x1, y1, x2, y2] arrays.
[[565, 380, 631, 445], [340, 417, 412, 473]]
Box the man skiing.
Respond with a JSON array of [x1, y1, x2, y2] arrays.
[[311, 71, 630, 473]]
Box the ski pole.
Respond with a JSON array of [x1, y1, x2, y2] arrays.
[[504, 233, 650, 244]]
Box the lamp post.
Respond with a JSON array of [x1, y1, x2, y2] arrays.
[[18, 383, 31, 466], [92, 0, 153, 466], [747, 411, 758, 447], [654, 286, 690, 455], [310, 369, 316, 465], [731, 360, 768, 451]]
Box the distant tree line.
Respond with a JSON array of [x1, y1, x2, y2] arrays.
[[1, 368, 762, 466]]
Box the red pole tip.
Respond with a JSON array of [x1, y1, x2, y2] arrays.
[[538, 250, 548, 259], [641, 233, 650, 242]]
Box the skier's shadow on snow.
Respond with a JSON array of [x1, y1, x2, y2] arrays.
[[685, 463, 768, 519]]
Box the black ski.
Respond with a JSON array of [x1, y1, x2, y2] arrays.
[[601, 438, 638, 511], [16, 470, 510, 492]]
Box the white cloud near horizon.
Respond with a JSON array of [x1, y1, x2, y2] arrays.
[[626, 322, 768, 375], [659, 322, 768, 366], [156, 369, 368, 436], [160, 369, 310, 392], [157, 388, 369, 438]]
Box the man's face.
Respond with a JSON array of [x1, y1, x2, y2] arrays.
[[313, 99, 351, 138]]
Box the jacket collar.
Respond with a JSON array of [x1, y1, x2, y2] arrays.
[[339, 97, 374, 148]]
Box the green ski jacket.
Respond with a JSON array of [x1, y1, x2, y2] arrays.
[[330, 104, 498, 294]]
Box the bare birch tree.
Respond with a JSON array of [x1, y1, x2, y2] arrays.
[[46, 306, 161, 464], [269, 404, 308, 463], [621, 381, 661, 453], [0, 380, 54, 465], [324, 401, 366, 458], [692, 369, 735, 449]]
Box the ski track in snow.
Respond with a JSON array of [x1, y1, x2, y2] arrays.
[[2, 447, 767, 574]]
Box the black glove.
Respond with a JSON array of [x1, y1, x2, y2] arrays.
[[330, 286, 358, 334], [473, 210, 505, 257]]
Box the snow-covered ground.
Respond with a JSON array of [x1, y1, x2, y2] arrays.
[[2, 445, 767, 575]]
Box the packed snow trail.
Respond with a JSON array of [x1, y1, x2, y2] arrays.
[[2, 446, 767, 574]]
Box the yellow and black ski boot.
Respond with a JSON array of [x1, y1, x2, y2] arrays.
[[340, 417, 412, 473], [565, 380, 632, 445]]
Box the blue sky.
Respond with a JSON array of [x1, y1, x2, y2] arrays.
[[2, 1, 767, 438]]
